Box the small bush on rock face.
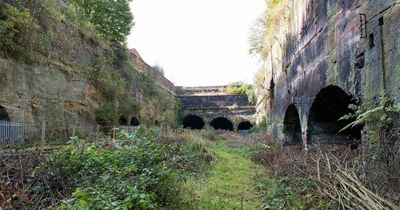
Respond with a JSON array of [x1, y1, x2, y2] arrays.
[[0, 4, 40, 61], [40, 126, 180, 209]]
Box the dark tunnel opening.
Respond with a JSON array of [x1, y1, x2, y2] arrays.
[[283, 104, 302, 145], [237, 121, 253, 131], [308, 85, 362, 144], [0, 106, 10, 121], [119, 116, 128, 126], [130, 117, 140, 126], [210, 117, 234, 131], [183, 115, 205, 130]]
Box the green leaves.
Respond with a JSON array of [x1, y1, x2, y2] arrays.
[[64, 0, 134, 42], [43, 126, 179, 209], [339, 96, 400, 133], [227, 82, 255, 103], [0, 4, 40, 60]]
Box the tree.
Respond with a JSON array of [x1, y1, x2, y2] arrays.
[[65, 0, 134, 42], [227, 82, 255, 103]]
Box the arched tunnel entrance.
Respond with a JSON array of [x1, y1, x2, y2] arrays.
[[237, 121, 253, 131], [130, 117, 140, 126], [183, 115, 205, 130], [308, 85, 362, 144], [0, 106, 10, 121], [210, 117, 234, 131], [119, 116, 128, 126], [283, 104, 302, 145]]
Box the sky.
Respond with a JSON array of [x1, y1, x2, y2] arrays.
[[127, 0, 265, 87]]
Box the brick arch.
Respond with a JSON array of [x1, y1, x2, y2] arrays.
[[283, 104, 302, 145], [119, 115, 128, 126], [308, 85, 362, 144], [210, 116, 234, 131], [182, 114, 205, 130], [237, 121, 253, 131], [130, 117, 140, 126]]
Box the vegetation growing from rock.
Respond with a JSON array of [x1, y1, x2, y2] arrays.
[[249, 0, 288, 58], [64, 0, 134, 42], [0, 0, 178, 127], [0, 3, 41, 61]]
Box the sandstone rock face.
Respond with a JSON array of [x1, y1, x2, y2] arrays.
[[0, 44, 101, 128], [258, 0, 400, 144], [0, 5, 176, 134]]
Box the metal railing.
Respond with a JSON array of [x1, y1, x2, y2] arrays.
[[0, 121, 139, 149], [0, 121, 24, 145]]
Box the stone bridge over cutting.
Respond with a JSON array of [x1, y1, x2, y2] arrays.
[[176, 86, 256, 131]]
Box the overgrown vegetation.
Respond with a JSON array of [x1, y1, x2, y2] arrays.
[[0, 127, 214, 209], [251, 132, 400, 209], [248, 0, 288, 106], [175, 141, 264, 209], [249, 0, 289, 58], [339, 95, 400, 200], [0, 3, 40, 61], [227, 81, 255, 103], [64, 0, 134, 42]]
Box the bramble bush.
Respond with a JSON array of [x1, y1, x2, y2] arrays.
[[30, 126, 215, 209], [39, 126, 179, 209]]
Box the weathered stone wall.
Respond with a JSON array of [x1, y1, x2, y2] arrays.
[[178, 95, 256, 129], [0, 21, 105, 127], [129, 49, 175, 95], [258, 0, 400, 144], [175, 86, 230, 96], [0, 2, 176, 130], [178, 95, 251, 109]]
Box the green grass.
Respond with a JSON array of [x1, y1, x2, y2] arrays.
[[176, 141, 265, 210]]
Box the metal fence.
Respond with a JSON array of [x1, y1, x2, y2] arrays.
[[0, 121, 139, 149], [0, 121, 24, 145]]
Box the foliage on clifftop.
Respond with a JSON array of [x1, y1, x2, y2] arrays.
[[64, 0, 134, 42], [227, 81, 255, 103], [249, 0, 289, 58], [248, 0, 288, 105]]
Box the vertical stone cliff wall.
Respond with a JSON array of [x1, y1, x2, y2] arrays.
[[258, 0, 400, 144], [0, 1, 177, 130]]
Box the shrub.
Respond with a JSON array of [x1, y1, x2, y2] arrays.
[[95, 102, 118, 125], [0, 3, 40, 61], [227, 81, 255, 103], [40, 126, 180, 209], [64, 0, 134, 42]]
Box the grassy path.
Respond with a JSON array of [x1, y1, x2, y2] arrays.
[[177, 142, 265, 210]]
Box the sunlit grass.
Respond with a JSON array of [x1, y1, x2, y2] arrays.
[[176, 141, 265, 210]]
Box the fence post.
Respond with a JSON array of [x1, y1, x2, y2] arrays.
[[96, 124, 100, 141], [40, 121, 46, 153], [112, 126, 116, 141]]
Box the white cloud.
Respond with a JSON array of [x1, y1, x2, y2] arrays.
[[127, 0, 265, 86]]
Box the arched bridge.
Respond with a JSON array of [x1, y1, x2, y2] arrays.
[[176, 86, 256, 131]]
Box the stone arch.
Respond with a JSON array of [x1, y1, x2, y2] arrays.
[[182, 115, 205, 130], [210, 117, 234, 131], [308, 85, 362, 143], [237, 121, 253, 131], [119, 115, 128, 126], [130, 117, 140, 126], [283, 104, 302, 145], [0, 106, 10, 121]]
